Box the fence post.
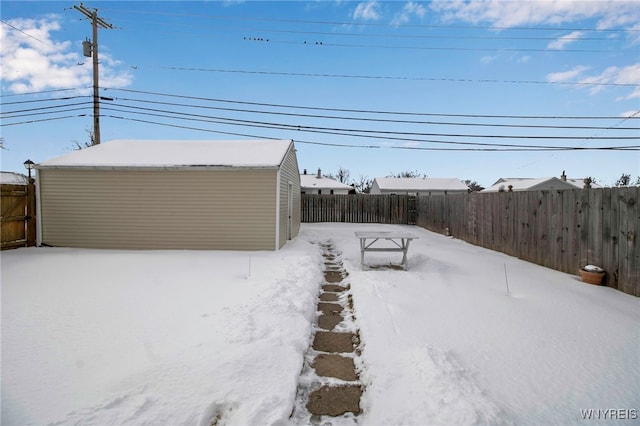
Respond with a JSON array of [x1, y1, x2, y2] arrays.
[[26, 179, 37, 247]]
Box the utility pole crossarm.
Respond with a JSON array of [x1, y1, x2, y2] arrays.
[[73, 3, 113, 29], [73, 3, 113, 145]]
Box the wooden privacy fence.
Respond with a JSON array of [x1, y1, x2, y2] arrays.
[[302, 194, 414, 224], [301, 189, 638, 296], [415, 187, 639, 296], [1, 183, 37, 250]]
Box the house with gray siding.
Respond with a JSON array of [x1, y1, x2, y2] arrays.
[[36, 139, 300, 250]]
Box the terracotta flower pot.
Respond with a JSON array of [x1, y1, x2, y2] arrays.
[[579, 269, 605, 285]]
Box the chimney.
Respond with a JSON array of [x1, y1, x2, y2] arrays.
[[561, 170, 567, 181], [317, 168, 321, 178], [303, 169, 307, 175]]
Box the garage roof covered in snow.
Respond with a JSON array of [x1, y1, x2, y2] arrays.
[[38, 139, 294, 169]]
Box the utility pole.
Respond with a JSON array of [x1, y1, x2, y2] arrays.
[[73, 3, 113, 145]]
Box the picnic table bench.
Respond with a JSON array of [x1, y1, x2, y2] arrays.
[[355, 231, 418, 270]]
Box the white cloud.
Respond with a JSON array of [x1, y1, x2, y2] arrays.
[[621, 110, 640, 118], [612, 63, 640, 85], [546, 65, 590, 82], [626, 23, 640, 45], [612, 63, 640, 100], [481, 55, 497, 64], [222, 0, 245, 6], [429, 0, 639, 30], [547, 30, 585, 49], [518, 55, 531, 64], [391, 2, 427, 26], [0, 16, 132, 94], [547, 63, 640, 99], [353, 1, 381, 21], [428, 1, 639, 102]]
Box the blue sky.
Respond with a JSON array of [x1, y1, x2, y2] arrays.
[[1, 0, 639, 188]]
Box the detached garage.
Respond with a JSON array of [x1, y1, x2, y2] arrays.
[[36, 139, 301, 250]]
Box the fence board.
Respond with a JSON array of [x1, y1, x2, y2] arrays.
[[600, 188, 615, 288], [589, 189, 604, 269], [548, 191, 561, 270], [619, 187, 639, 295], [539, 191, 549, 267], [565, 190, 579, 274]]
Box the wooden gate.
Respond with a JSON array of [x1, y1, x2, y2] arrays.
[[1, 183, 37, 250]]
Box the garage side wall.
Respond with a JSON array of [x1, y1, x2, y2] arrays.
[[277, 145, 301, 248], [39, 168, 278, 250]]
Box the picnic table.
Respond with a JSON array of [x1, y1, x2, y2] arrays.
[[355, 231, 418, 271]]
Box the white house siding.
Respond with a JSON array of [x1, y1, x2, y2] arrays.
[[277, 144, 301, 248], [38, 168, 278, 250], [370, 180, 382, 194]]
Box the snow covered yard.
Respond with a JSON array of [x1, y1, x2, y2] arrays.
[[2, 223, 639, 425]]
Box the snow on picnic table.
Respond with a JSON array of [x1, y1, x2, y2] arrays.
[[1, 223, 638, 425]]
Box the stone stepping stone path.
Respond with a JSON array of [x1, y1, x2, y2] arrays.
[[290, 243, 364, 423]]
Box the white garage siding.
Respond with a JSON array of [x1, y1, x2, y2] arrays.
[[276, 144, 301, 248], [38, 168, 278, 250]]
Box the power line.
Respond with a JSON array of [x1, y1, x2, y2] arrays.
[[96, 7, 637, 58], [103, 114, 639, 151], [104, 87, 640, 120], [99, 105, 637, 152], [101, 102, 638, 140], [1, 115, 86, 126], [110, 96, 639, 130], [252, 38, 611, 53], [5, 91, 635, 140], [1, 101, 93, 116], [5, 87, 635, 131], [0, 19, 56, 46], [115, 19, 618, 42], [0, 87, 87, 97], [1, 95, 91, 105], [160, 66, 639, 88], [0, 107, 92, 121], [389, 144, 639, 152]]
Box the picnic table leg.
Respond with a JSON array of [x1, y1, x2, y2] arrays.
[[402, 239, 412, 270], [360, 238, 365, 269]]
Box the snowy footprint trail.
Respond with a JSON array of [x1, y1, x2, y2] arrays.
[[291, 243, 365, 425]]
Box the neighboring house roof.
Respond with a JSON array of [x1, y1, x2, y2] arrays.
[[38, 139, 294, 169], [0, 171, 27, 184], [373, 177, 469, 192], [565, 178, 601, 189], [300, 174, 353, 191], [482, 177, 589, 192]]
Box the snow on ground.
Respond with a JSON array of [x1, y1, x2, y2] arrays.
[[1, 241, 323, 425], [304, 224, 640, 426], [2, 223, 639, 425]]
